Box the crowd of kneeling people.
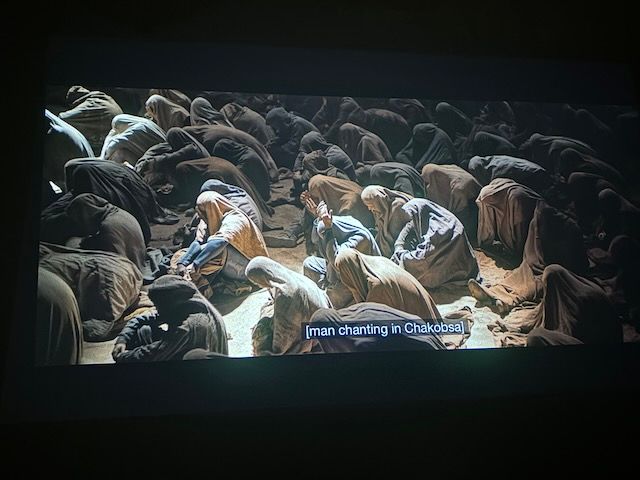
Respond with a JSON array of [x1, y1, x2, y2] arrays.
[[38, 86, 640, 364]]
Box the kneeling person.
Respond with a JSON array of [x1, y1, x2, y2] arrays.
[[112, 275, 228, 362]]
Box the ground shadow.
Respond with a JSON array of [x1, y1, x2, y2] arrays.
[[212, 290, 260, 316]]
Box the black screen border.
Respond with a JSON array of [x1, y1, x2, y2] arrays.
[[2, 36, 639, 424]]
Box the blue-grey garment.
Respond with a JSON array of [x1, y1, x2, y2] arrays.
[[309, 215, 381, 284], [199, 179, 263, 230]]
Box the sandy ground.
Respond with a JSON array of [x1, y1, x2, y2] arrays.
[[80, 194, 520, 364]]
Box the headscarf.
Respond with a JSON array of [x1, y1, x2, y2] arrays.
[[302, 151, 348, 181], [334, 248, 442, 320], [200, 179, 263, 230], [147, 275, 228, 355], [39, 242, 143, 342], [519, 133, 598, 171], [308, 175, 374, 228], [100, 114, 167, 163], [395, 123, 457, 169], [297, 131, 355, 179], [195, 191, 268, 260], [338, 122, 392, 166], [310, 215, 381, 284], [211, 139, 271, 199], [567, 172, 616, 233], [245, 256, 331, 355], [65, 192, 119, 235], [388, 98, 430, 127], [467, 155, 552, 194], [392, 198, 479, 288], [472, 131, 516, 156], [65, 192, 147, 271], [475, 178, 543, 257], [44, 109, 94, 186], [597, 188, 640, 243], [63, 158, 171, 241], [558, 148, 625, 187], [175, 157, 274, 221], [190, 97, 233, 127], [368, 162, 426, 197], [183, 124, 279, 182], [362, 107, 411, 157], [145, 94, 190, 132], [59, 86, 123, 151], [421, 164, 482, 214], [265, 107, 292, 136], [148, 88, 192, 110], [220, 102, 274, 144], [361, 185, 413, 256]]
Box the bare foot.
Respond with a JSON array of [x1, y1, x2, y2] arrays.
[[468, 279, 495, 305]]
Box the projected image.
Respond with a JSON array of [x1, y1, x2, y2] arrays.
[[39, 87, 640, 364]]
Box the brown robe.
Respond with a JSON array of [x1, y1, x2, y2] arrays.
[[472, 204, 588, 313], [476, 178, 543, 258], [361, 185, 413, 257], [36, 268, 83, 365], [39, 243, 143, 342], [335, 248, 442, 321], [246, 256, 331, 356], [184, 125, 279, 181], [307, 175, 374, 228]]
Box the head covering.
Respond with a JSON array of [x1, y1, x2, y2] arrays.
[[597, 188, 640, 242], [334, 248, 442, 320], [190, 97, 233, 127], [59, 87, 123, 151], [308, 175, 374, 228], [148, 89, 192, 110], [265, 107, 292, 135], [299, 131, 333, 154], [472, 130, 516, 156], [467, 155, 552, 194], [475, 178, 543, 257], [395, 123, 457, 169], [338, 122, 392, 166], [393, 198, 479, 288], [183, 124, 279, 181], [368, 162, 426, 197], [200, 179, 263, 230], [421, 164, 482, 214], [567, 172, 616, 233], [221, 102, 274, 145], [302, 150, 347, 180], [245, 256, 331, 355], [558, 148, 625, 187], [64, 158, 171, 239], [146, 274, 228, 355], [518, 133, 597, 171], [66, 193, 119, 235], [39, 242, 142, 342], [145, 94, 190, 132], [101, 115, 167, 163], [175, 156, 274, 220], [310, 214, 381, 284], [195, 190, 268, 260], [211, 139, 271, 200], [44, 109, 94, 186], [361, 185, 413, 256]]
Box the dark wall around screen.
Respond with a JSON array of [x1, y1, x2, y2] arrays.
[[3, 1, 640, 474]]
